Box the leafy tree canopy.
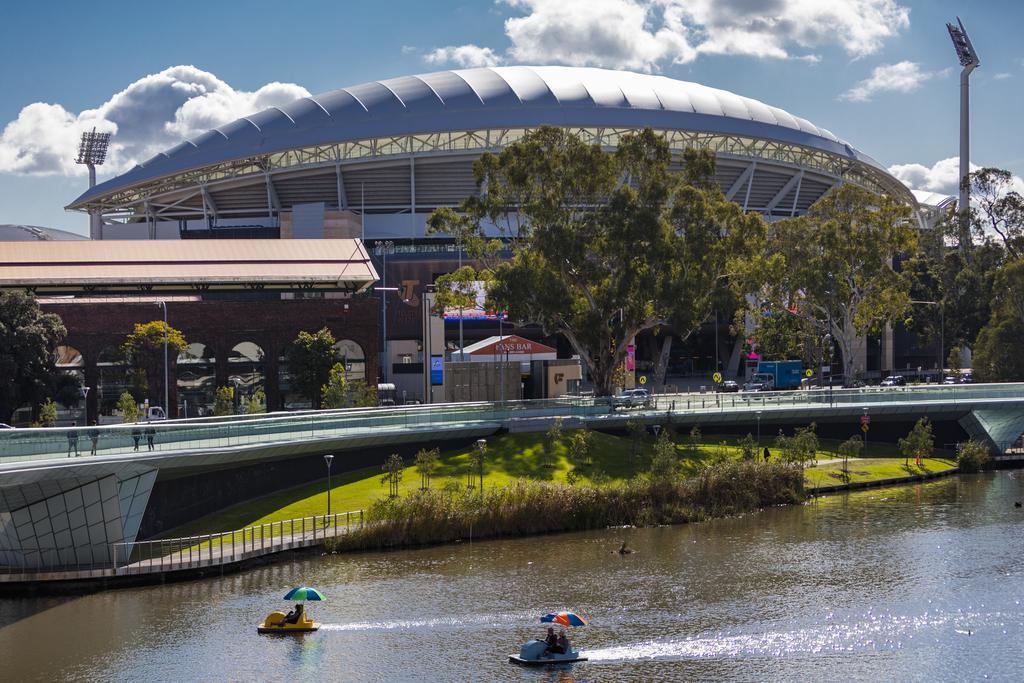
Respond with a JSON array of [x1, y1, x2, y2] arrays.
[[286, 328, 338, 409], [966, 168, 1024, 259], [0, 291, 67, 422], [427, 126, 764, 395], [121, 320, 187, 408], [752, 184, 917, 383], [973, 258, 1024, 381]]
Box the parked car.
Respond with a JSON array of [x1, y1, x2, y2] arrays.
[[609, 388, 652, 410], [742, 381, 767, 393], [942, 375, 958, 385], [718, 380, 740, 393], [880, 375, 906, 387], [959, 373, 973, 384]]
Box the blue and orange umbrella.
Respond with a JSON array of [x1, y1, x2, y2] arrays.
[[540, 611, 587, 627]]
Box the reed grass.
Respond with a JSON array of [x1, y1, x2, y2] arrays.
[[330, 460, 805, 551]]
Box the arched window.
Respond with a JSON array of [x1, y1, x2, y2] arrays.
[[229, 341, 265, 406], [333, 339, 366, 381], [96, 345, 127, 416], [177, 343, 216, 417]]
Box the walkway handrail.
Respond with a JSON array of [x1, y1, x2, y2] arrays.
[[1, 383, 1022, 464], [108, 508, 366, 576]]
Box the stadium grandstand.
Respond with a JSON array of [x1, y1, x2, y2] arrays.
[[67, 66, 919, 239]]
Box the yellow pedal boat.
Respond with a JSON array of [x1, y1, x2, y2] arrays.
[[257, 608, 320, 634]]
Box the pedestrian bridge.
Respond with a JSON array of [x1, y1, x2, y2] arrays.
[[2, 383, 1022, 572]]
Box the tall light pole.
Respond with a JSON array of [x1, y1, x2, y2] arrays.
[[324, 454, 334, 519], [911, 300, 943, 375], [947, 17, 980, 243], [155, 301, 169, 415], [75, 127, 111, 240]]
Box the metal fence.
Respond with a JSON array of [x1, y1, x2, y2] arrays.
[[111, 510, 365, 575], [0, 510, 364, 579]]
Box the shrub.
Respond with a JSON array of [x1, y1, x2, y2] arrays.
[[649, 431, 678, 483], [542, 418, 563, 469], [213, 386, 234, 416], [39, 398, 58, 427], [957, 440, 991, 473], [739, 433, 758, 460], [414, 447, 440, 489], [899, 417, 933, 467], [116, 391, 139, 423], [246, 388, 267, 414]]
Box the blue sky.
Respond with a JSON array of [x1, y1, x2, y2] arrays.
[[0, 0, 1021, 235]]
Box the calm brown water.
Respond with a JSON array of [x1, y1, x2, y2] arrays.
[[2, 472, 1024, 681]]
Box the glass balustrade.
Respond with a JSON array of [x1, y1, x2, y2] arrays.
[[0, 384, 1019, 464]]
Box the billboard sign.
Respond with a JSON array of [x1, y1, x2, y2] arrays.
[[430, 355, 444, 385], [443, 281, 505, 321], [625, 344, 636, 371]]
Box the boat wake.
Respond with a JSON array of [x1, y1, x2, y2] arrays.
[[319, 610, 537, 632], [583, 609, 998, 663]]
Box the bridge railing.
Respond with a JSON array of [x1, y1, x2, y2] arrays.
[[110, 509, 365, 575], [1, 384, 1021, 464], [0, 509, 365, 577]]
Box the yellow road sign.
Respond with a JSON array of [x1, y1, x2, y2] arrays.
[[639, 375, 648, 385], [805, 369, 813, 378], [712, 372, 722, 383], [861, 423, 869, 433]]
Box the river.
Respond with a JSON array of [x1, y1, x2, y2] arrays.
[[2, 471, 1023, 681]]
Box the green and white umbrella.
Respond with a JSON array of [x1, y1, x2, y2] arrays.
[[283, 586, 325, 602]]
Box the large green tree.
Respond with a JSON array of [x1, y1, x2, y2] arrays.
[[427, 126, 764, 395], [121, 321, 187, 409], [752, 184, 917, 383], [973, 258, 1024, 381], [0, 291, 67, 422], [966, 168, 1024, 259], [286, 327, 338, 409], [903, 220, 1004, 357]]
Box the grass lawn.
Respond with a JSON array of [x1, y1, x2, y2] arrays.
[[804, 456, 958, 490], [161, 429, 955, 539]]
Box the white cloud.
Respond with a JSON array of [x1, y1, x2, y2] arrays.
[[993, 72, 1012, 80], [423, 0, 910, 71], [840, 61, 936, 102], [424, 44, 503, 68], [889, 157, 1024, 197], [0, 65, 309, 176]]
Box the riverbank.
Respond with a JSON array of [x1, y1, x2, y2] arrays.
[[328, 460, 806, 552], [164, 431, 929, 538]]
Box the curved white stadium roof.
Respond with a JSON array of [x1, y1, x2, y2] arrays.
[[72, 66, 895, 208]]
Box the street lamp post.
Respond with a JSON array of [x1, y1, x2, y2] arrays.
[[324, 453, 334, 520], [155, 301, 169, 416], [80, 386, 91, 425], [475, 438, 487, 491], [375, 240, 396, 385]]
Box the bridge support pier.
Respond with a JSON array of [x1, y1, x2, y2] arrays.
[[0, 467, 156, 570], [959, 409, 1024, 454]]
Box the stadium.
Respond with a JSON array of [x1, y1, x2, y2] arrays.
[[61, 66, 935, 397], [68, 65, 916, 236]]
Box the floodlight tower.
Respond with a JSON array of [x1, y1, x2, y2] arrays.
[[75, 127, 111, 240], [946, 17, 980, 239]]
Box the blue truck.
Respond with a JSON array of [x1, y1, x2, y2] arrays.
[[746, 360, 803, 390]]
